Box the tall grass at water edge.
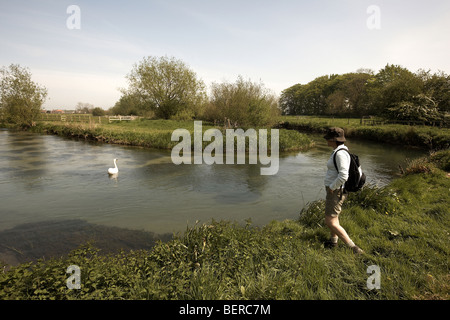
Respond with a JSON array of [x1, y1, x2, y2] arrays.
[[1, 150, 448, 300]]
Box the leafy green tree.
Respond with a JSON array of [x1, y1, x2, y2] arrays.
[[326, 89, 348, 115], [91, 107, 106, 116], [280, 75, 343, 116], [0, 64, 47, 127], [364, 64, 423, 115], [339, 72, 372, 116], [110, 92, 151, 116], [280, 84, 303, 115], [280, 64, 446, 120], [419, 70, 450, 113], [388, 94, 443, 122], [280, 77, 324, 115], [206, 76, 280, 128], [124, 56, 207, 119]]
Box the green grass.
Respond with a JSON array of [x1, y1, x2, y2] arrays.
[[1, 150, 448, 300], [31, 119, 314, 152], [280, 115, 450, 150], [31, 115, 450, 151]]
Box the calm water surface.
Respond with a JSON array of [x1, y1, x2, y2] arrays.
[[0, 129, 426, 236]]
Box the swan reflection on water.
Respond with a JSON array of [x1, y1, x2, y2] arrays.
[[108, 172, 118, 181]]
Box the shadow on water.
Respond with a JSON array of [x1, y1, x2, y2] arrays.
[[0, 220, 172, 267]]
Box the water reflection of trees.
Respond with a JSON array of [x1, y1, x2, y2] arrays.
[[4, 132, 50, 190], [199, 163, 268, 204]]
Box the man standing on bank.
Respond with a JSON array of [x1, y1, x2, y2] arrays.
[[323, 127, 364, 254]]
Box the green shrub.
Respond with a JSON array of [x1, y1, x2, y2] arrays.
[[206, 76, 280, 128]]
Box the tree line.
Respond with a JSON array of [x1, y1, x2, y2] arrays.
[[110, 56, 280, 128], [1, 59, 449, 128], [280, 64, 449, 122]]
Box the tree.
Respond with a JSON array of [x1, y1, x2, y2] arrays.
[[280, 75, 342, 116], [91, 107, 105, 116], [0, 64, 47, 127], [280, 83, 302, 115], [279, 64, 446, 120], [302, 75, 340, 115], [363, 64, 423, 115], [110, 92, 151, 116], [124, 56, 207, 119], [419, 70, 450, 113], [326, 90, 348, 115], [75, 102, 94, 114], [387, 94, 442, 122], [206, 76, 280, 128], [338, 72, 372, 116]]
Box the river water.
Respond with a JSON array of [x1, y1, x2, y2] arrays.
[[0, 129, 425, 264]]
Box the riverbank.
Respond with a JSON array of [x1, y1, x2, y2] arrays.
[[29, 119, 314, 152], [279, 116, 450, 150], [8, 116, 450, 151], [1, 149, 448, 299]]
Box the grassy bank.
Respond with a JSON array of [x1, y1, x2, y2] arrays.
[[279, 116, 450, 150], [1, 150, 448, 300], [31, 119, 314, 152]]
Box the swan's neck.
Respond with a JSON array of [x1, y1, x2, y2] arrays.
[[114, 159, 117, 168]]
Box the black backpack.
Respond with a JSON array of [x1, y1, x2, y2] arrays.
[[333, 149, 366, 193]]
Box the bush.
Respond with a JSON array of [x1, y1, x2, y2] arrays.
[[91, 107, 105, 116], [170, 109, 195, 121], [206, 76, 280, 128]]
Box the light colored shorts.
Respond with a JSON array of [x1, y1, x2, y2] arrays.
[[325, 187, 347, 217]]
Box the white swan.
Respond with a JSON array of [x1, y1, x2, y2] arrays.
[[108, 158, 119, 175]]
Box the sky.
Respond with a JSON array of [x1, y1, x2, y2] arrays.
[[1, 0, 449, 110]]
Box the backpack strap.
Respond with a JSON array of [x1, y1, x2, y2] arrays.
[[333, 148, 350, 198], [333, 148, 350, 172]]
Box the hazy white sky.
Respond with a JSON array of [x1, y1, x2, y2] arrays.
[[1, 0, 449, 110]]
